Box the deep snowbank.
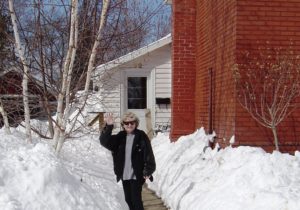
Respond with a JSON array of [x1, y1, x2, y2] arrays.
[[148, 128, 300, 210], [0, 129, 125, 210]]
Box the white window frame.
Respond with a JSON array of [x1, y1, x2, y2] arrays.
[[121, 69, 154, 116]]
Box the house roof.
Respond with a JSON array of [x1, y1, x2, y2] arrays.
[[0, 67, 20, 77], [95, 34, 172, 72], [0, 67, 57, 98]]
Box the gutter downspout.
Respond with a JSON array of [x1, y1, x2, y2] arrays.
[[208, 68, 213, 135]]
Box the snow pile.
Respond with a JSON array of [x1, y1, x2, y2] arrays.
[[148, 128, 300, 210], [0, 129, 126, 210], [2, 124, 300, 210]]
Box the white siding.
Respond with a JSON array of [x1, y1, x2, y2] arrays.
[[95, 69, 122, 132], [129, 45, 172, 132], [93, 43, 172, 134], [155, 62, 171, 132]]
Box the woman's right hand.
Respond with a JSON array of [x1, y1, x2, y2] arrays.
[[104, 112, 114, 125]]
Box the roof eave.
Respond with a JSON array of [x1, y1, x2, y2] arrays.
[[164, 0, 172, 4], [95, 34, 172, 73]]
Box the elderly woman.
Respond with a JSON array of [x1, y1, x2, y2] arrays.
[[100, 112, 156, 210]]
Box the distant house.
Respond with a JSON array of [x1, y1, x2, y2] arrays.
[[92, 34, 172, 137], [170, 0, 300, 152], [0, 69, 56, 126]]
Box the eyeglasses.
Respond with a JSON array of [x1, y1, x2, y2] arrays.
[[123, 121, 136, 126]]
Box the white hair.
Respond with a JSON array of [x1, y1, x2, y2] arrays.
[[121, 112, 140, 127]]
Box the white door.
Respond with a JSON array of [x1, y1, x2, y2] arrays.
[[122, 70, 154, 137]]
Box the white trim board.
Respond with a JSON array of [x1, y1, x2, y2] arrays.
[[95, 34, 171, 73]]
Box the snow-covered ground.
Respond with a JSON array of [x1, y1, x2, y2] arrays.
[[148, 128, 300, 210], [1, 126, 300, 210], [0, 128, 127, 210]]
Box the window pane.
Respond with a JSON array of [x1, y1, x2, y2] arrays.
[[128, 77, 146, 109]]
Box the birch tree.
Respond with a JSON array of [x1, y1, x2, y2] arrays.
[[53, 0, 110, 153], [0, 6, 13, 74], [35, 0, 55, 138], [3, 0, 169, 151], [233, 48, 300, 151], [0, 98, 11, 134], [8, 0, 32, 143], [0, 6, 12, 134], [53, 0, 79, 152]]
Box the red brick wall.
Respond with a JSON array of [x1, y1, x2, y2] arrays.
[[195, 0, 237, 146], [170, 0, 197, 140], [172, 0, 300, 152], [235, 0, 300, 152]]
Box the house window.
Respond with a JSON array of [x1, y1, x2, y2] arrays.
[[127, 77, 147, 109]]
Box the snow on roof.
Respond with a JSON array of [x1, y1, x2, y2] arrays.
[[0, 67, 57, 97], [0, 67, 20, 77], [95, 34, 172, 73]]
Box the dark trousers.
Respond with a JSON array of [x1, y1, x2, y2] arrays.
[[122, 180, 144, 210]]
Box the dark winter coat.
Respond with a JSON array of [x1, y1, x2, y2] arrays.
[[99, 124, 156, 183]]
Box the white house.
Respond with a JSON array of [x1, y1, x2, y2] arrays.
[[91, 34, 172, 137]]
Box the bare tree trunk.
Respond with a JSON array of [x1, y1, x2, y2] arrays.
[[8, 0, 32, 143], [271, 126, 279, 151], [83, 0, 110, 99], [0, 98, 11, 134], [56, 129, 66, 154], [233, 47, 300, 151], [53, 0, 79, 153], [36, 0, 55, 138], [56, 10, 79, 147], [42, 97, 54, 137], [54, 0, 110, 154]]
